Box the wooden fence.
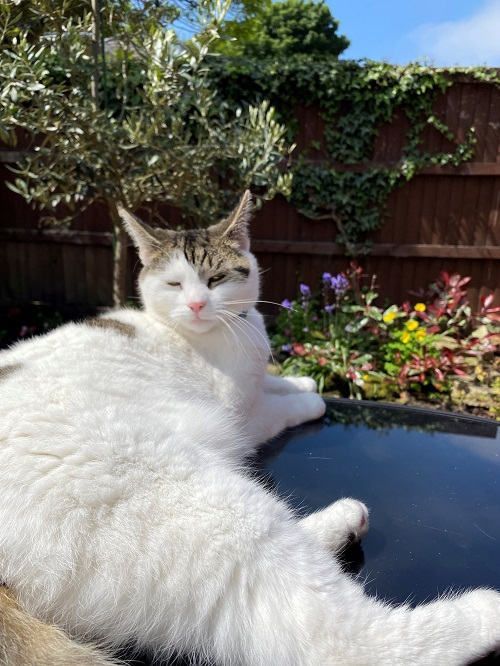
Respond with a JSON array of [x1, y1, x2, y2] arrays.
[[1, 75, 499, 315]]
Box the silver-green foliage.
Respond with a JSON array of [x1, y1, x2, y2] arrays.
[[0, 0, 292, 225]]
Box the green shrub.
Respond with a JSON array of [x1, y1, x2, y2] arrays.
[[273, 268, 500, 405]]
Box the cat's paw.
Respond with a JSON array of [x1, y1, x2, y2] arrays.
[[297, 392, 326, 422], [284, 376, 318, 393], [300, 498, 369, 553], [338, 498, 370, 543]]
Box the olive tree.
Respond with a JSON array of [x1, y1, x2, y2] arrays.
[[0, 0, 292, 305]]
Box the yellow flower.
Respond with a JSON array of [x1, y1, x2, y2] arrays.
[[414, 303, 426, 312], [383, 310, 396, 323], [415, 329, 426, 341], [406, 320, 419, 331], [401, 331, 411, 344]]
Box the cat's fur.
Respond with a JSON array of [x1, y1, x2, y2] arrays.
[[0, 191, 499, 665], [0, 585, 121, 666]]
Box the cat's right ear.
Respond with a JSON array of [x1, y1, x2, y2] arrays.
[[118, 207, 162, 267]]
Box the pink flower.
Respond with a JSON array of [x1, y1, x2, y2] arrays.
[[292, 342, 307, 356]]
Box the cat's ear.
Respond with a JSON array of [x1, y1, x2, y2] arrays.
[[118, 207, 163, 267], [212, 190, 253, 251]]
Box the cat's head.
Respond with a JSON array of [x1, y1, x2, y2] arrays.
[[119, 191, 260, 335]]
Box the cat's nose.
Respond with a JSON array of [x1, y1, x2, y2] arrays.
[[188, 301, 206, 314]]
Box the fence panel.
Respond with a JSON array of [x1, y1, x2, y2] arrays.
[[1, 76, 499, 315]]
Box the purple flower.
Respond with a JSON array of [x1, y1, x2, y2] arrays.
[[281, 299, 292, 309], [330, 274, 349, 296], [325, 304, 334, 313], [284, 328, 290, 336], [281, 343, 293, 353], [322, 272, 332, 286], [299, 284, 311, 299]]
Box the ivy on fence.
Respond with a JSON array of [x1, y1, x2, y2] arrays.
[[208, 55, 500, 252]]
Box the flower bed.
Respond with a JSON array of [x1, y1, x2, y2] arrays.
[[272, 266, 500, 421]]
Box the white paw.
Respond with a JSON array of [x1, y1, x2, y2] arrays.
[[335, 498, 370, 542], [301, 498, 369, 552], [285, 376, 318, 393], [299, 392, 326, 421]]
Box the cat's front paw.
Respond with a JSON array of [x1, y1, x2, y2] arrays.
[[284, 376, 318, 393], [298, 392, 326, 422]]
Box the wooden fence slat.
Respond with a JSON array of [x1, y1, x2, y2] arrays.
[[1, 228, 113, 245], [252, 241, 500, 259], [293, 161, 500, 176]]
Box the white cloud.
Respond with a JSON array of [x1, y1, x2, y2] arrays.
[[411, 0, 500, 66]]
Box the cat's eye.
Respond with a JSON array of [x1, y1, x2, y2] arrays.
[[167, 281, 181, 287], [208, 274, 225, 288]]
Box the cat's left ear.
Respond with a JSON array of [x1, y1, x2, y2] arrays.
[[213, 190, 253, 251], [118, 207, 164, 267]]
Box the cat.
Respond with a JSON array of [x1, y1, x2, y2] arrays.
[[0, 190, 499, 666]]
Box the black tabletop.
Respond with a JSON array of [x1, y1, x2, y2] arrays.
[[260, 400, 500, 603]]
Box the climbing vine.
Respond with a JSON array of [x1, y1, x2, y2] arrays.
[[208, 56, 500, 251]]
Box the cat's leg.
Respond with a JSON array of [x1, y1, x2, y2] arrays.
[[246, 390, 326, 443], [299, 498, 369, 553], [263, 373, 318, 395]]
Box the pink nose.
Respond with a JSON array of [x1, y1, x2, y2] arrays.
[[188, 301, 206, 314]]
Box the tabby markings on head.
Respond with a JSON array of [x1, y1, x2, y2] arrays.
[[118, 191, 254, 287], [86, 318, 136, 338], [165, 229, 251, 285]]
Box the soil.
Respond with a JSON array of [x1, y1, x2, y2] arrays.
[[374, 394, 496, 421], [318, 387, 498, 422]]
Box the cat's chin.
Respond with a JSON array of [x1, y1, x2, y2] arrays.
[[178, 316, 218, 335]]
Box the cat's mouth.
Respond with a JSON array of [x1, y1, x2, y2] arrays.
[[184, 313, 216, 331]]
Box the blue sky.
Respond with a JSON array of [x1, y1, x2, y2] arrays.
[[330, 0, 500, 66]]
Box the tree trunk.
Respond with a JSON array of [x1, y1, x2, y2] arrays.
[[91, 0, 101, 108], [110, 205, 128, 308]]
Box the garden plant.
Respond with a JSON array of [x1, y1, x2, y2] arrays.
[[273, 268, 500, 420]]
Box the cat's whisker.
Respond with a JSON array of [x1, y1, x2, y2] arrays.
[[218, 311, 263, 361], [225, 310, 273, 353], [217, 317, 232, 350], [223, 299, 297, 313], [218, 310, 259, 356], [220, 309, 275, 366], [214, 312, 237, 348], [215, 314, 253, 365]]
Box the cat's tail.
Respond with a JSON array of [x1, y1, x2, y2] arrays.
[[0, 585, 122, 666]]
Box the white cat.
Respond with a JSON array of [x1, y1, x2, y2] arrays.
[[0, 191, 499, 666]]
